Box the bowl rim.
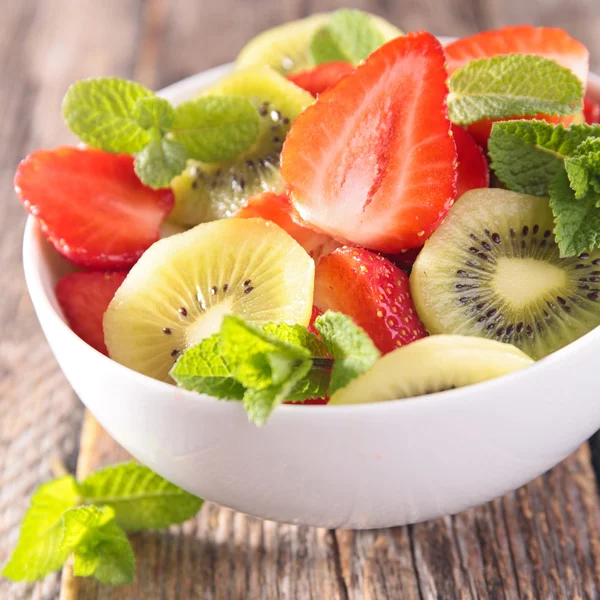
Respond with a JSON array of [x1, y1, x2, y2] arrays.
[[22, 56, 600, 416]]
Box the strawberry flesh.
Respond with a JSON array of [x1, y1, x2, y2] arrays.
[[287, 62, 355, 97], [584, 96, 600, 124], [15, 147, 174, 269], [281, 32, 457, 254], [56, 271, 127, 355], [314, 247, 426, 354], [235, 192, 339, 262], [452, 124, 490, 196], [445, 26, 589, 145]]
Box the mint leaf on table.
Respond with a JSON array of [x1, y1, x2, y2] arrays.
[[170, 334, 245, 399], [2, 476, 79, 582], [65, 510, 135, 586], [78, 462, 203, 532], [448, 55, 584, 126], [309, 9, 387, 65], [170, 95, 260, 163], [133, 132, 188, 189], [314, 311, 380, 395], [564, 137, 600, 199], [3, 463, 203, 586], [488, 121, 600, 196], [134, 96, 175, 131], [59, 505, 135, 584], [550, 168, 600, 257], [62, 77, 153, 153]]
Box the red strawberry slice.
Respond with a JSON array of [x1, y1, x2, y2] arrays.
[[445, 26, 588, 145], [445, 25, 589, 84], [235, 192, 339, 262], [584, 96, 600, 124], [465, 114, 576, 147], [387, 247, 422, 272], [281, 32, 457, 254], [15, 147, 174, 269], [452, 124, 490, 197], [307, 305, 323, 336], [287, 62, 355, 97], [314, 247, 426, 354], [56, 271, 127, 355]]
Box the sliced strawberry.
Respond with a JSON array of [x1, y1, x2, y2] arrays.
[[445, 26, 588, 145], [235, 192, 339, 262], [466, 114, 576, 147], [452, 124, 490, 196], [308, 305, 323, 336], [56, 271, 127, 355], [314, 247, 426, 354], [387, 247, 422, 272], [445, 25, 589, 84], [281, 32, 457, 254], [584, 96, 600, 124], [15, 147, 174, 269], [287, 62, 355, 97]]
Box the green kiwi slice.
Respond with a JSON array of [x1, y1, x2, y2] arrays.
[[330, 335, 533, 405], [236, 13, 403, 75], [169, 66, 314, 227], [410, 189, 600, 359], [104, 218, 314, 382]]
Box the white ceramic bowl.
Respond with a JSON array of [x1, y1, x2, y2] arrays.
[[22, 58, 600, 529]]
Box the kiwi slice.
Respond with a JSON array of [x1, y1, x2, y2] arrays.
[[236, 13, 403, 75], [169, 66, 313, 227], [410, 189, 600, 360], [104, 218, 314, 381], [330, 335, 533, 405]]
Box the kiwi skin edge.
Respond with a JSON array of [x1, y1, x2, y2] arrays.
[[409, 189, 600, 360]]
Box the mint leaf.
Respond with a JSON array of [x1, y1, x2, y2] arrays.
[[448, 55, 584, 126], [262, 322, 328, 358], [565, 138, 600, 199], [171, 335, 245, 399], [79, 462, 203, 532], [219, 316, 311, 389], [315, 311, 380, 395], [60, 505, 115, 552], [59, 505, 134, 585], [2, 476, 79, 581], [72, 521, 135, 585], [550, 168, 600, 257], [170, 95, 260, 163], [489, 121, 600, 196], [243, 360, 312, 426], [62, 77, 153, 153], [134, 96, 175, 131], [133, 131, 188, 189], [309, 9, 387, 65]]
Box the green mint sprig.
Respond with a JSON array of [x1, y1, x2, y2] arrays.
[[62, 77, 260, 188], [170, 311, 381, 426], [2, 463, 202, 585], [448, 55, 584, 126], [488, 120, 600, 257], [309, 9, 387, 65], [488, 120, 600, 196]]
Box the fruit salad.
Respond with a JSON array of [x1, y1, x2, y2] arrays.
[[16, 10, 600, 425]]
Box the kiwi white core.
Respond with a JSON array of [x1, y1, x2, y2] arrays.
[[493, 258, 567, 309], [186, 300, 233, 346]]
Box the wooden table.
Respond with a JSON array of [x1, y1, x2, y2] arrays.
[[1, 1, 600, 598]]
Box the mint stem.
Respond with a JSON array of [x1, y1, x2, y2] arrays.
[[312, 357, 334, 370]]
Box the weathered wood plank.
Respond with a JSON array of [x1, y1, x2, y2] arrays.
[[0, 1, 142, 599]]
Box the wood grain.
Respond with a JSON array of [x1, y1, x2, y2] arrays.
[[1, 0, 600, 598], [61, 417, 600, 600]]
